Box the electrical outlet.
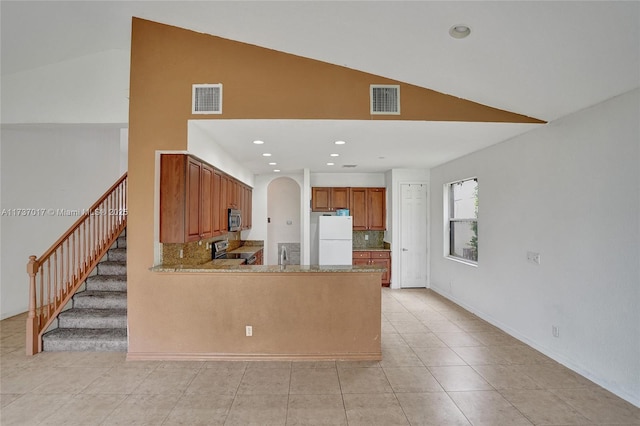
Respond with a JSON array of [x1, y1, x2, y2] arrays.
[[552, 325, 560, 338], [365, 234, 369, 241], [179, 249, 184, 258], [527, 251, 541, 265], [245, 325, 253, 337]]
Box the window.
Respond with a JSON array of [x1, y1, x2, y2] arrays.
[[446, 178, 478, 263]]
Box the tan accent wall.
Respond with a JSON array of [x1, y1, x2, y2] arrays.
[[127, 18, 542, 357], [127, 272, 381, 360]]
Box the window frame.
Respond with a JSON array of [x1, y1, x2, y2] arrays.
[[444, 177, 478, 266]]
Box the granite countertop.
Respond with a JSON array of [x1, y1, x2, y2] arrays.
[[151, 263, 386, 273], [353, 247, 391, 251]]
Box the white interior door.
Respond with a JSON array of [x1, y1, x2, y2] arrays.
[[400, 183, 428, 288]]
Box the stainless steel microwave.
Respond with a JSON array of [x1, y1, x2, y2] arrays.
[[228, 209, 242, 231]]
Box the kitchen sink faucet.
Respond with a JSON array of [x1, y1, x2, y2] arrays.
[[280, 245, 288, 267]]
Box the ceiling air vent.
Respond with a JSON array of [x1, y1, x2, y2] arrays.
[[192, 83, 222, 114], [342, 164, 358, 168], [370, 84, 400, 115]]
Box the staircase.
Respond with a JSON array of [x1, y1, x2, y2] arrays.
[[42, 229, 127, 352]]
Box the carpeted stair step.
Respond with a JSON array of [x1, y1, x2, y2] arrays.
[[85, 275, 127, 292], [97, 261, 126, 276], [117, 236, 126, 248], [58, 308, 127, 329], [43, 227, 128, 353], [74, 291, 127, 309], [42, 328, 127, 352], [108, 248, 127, 262]]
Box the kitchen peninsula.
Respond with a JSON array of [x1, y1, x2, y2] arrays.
[[131, 262, 384, 362]]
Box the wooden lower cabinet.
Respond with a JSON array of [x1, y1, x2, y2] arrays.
[[353, 250, 391, 286], [254, 249, 264, 265]]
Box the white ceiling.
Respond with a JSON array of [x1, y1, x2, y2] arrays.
[[2, 1, 639, 174]]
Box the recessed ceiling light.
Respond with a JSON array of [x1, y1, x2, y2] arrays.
[[449, 24, 471, 39], [268, 162, 277, 165], [273, 169, 280, 172], [327, 162, 335, 166], [334, 140, 346, 145], [262, 153, 272, 157], [330, 153, 339, 157], [253, 140, 264, 145]]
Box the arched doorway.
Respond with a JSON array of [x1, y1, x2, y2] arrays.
[[266, 177, 301, 265]]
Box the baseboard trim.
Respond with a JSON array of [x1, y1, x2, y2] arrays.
[[126, 351, 382, 362], [429, 284, 640, 408]]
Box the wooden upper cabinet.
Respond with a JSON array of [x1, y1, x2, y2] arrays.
[[367, 188, 386, 230], [349, 187, 386, 230], [242, 185, 252, 230], [227, 179, 237, 209], [212, 171, 223, 235], [220, 173, 229, 232], [350, 188, 368, 230], [312, 187, 332, 212], [331, 188, 350, 210], [199, 162, 214, 240], [312, 186, 385, 229], [311, 187, 350, 212], [160, 154, 186, 243], [185, 157, 201, 242], [246, 187, 252, 229], [160, 154, 213, 243], [160, 154, 256, 242]]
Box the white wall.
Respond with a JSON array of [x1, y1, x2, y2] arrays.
[[266, 177, 301, 265], [187, 121, 254, 187], [0, 124, 123, 319], [311, 172, 385, 187], [429, 89, 640, 406], [1, 49, 130, 124], [246, 172, 305, 264]]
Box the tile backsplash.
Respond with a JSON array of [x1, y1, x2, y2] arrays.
[[277, 243, 300, 265], [162, 232, 241, 266], [353, 231, 385, 249]]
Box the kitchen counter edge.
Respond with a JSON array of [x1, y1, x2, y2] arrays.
[[151, 264, 386, 273]]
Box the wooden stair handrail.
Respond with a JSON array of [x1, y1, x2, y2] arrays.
[[35, 173, 128, 263], [26, 173, 127, 355]]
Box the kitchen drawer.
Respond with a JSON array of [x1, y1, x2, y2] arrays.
[[353, 250, 391, 287], [370, 251, 390, 259], [352, 251, 371, 259]]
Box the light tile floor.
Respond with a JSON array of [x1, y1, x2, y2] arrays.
[[1, 288, 638, 425]]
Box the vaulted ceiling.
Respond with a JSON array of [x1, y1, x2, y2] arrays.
[[2, 1, 638, 174]]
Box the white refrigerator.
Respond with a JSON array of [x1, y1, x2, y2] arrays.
[[318, 216, 353, 265]]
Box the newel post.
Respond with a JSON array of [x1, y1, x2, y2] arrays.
[[26, 255, 39, 356]]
